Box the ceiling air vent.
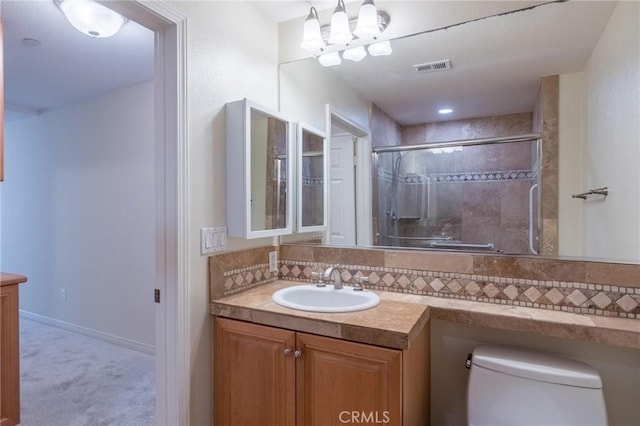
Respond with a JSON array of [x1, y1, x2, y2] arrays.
[[413, 59, 452, 73]]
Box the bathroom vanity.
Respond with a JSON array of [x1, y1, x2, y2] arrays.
[[211, 279, 640, 426], [212, 281, 430, 426], [0, 273, 27, 426]]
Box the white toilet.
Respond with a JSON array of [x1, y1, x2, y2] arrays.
[[466, 345, 608, 426]]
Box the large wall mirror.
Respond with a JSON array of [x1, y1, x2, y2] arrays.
[[279, 0, 639, 263]]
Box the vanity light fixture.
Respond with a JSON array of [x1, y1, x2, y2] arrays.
[[301, 0, 392, 67], [54, 0, 127, 38]]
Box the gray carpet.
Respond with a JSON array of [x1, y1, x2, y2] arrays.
[[20, 318, 155, 426]]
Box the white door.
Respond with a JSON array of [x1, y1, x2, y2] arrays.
[[329, 134, 357, 245]]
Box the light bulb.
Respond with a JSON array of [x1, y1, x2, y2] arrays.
[[354, 0, 380, 39], [300, 7, 325, 52], [318, 52, 342, 67], [343, 46, 367, 62], [368, 40, 392, 56], [328, 0, 353, 45]]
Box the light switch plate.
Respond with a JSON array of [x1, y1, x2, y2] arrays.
[[201, 227, 228, 255]]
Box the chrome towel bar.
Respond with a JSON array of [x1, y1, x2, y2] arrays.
[[572, 187, 608, 200]]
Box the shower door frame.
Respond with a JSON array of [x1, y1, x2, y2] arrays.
[[371, 133, 542, 254]]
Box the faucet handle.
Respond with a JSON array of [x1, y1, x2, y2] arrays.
[[310, 271, 326, 287], [353, 275, 369, 291]]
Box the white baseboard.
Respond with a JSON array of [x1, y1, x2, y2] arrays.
[[19, 310, 155, 356]]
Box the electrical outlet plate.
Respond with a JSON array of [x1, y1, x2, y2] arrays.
[[269, 251, 278, 272]]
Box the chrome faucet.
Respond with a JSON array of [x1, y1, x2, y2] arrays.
[[322, 264, 343, 290]]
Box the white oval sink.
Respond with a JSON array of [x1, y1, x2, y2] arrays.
[[272, 285, 380, 313]]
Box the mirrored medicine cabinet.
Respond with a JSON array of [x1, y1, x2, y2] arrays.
[[226, 99, 293, 239]]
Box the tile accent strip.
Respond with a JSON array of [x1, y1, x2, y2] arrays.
[[377, 168, 534, 184], [222, 263, 278, 296], [279, 260, 640, 319]]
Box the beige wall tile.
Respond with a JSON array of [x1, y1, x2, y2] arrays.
[[385, 250, 473, 273], [586, 262, 640, 288], [472, 255, 587, 282]]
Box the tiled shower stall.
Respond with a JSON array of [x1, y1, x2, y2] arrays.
[[374, 137, 541, 255]]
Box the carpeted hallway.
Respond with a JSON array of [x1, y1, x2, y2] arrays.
[[19, 317, 155, 426]]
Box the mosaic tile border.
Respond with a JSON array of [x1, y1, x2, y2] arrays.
[[279, 260, 640, 319], [302, 177, 324, 185], [429, 169, 533, 183], [377, 168, 534, 184], [222, 263, 278, 296]]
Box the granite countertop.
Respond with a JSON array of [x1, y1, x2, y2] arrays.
[[210, 280, 640, 350], [0, 272, 28, 287]]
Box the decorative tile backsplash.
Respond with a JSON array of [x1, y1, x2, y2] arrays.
[[222, 263, 277, 296], [210, 245, 640, 320], [277, 258, 640, 320]]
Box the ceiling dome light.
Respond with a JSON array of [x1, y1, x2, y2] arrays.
[[343, 46, 367, 62], [55, 0, 127, 38], [438, 108, 454, 114], [354, 0, 380, 39], [328, 0, 353, 45], [368, 40, 392, 56], [300, 7, 324, 52], [318, 52, 342, 67]]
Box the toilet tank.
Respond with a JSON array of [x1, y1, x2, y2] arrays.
[[466, 345, 608, 426]]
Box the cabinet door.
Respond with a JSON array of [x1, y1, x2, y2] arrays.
[[214, 318, 296, 426], [225, 99, 293, 239], [0, 285, 19, 426], [296, 332, 402, 426]]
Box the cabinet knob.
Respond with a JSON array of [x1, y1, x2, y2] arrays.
[[284, 348, 293, 357], [294, 350, 303, 359]]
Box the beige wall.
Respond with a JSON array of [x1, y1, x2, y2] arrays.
[[279, 57, 370, 132], [558, 72, 585, 257], [559, 1, 640, 262], [3, 83, 155, 350], [582, 0, 640, 262], [166, 2, 281, 424]]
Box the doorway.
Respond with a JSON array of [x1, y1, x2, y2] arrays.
[[1, 1, 188, 424], [326, 106, 372, 246]]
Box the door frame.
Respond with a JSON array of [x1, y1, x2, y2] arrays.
[[325, 105, 372, 246], [103, 2, 189, 425]]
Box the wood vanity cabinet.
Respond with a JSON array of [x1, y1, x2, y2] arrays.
[[213, 317, 429, 426], [0, 285, 20, 426]]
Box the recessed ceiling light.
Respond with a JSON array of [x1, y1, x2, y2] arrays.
[[438, 108, 453, 114]]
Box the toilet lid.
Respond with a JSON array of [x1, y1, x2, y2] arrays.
[[471, 345, 603, 388]]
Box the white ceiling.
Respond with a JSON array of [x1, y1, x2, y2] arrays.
[[3, 1, 618, 126], [323, 1, 617, 124], [3, 0, 154, 121]]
